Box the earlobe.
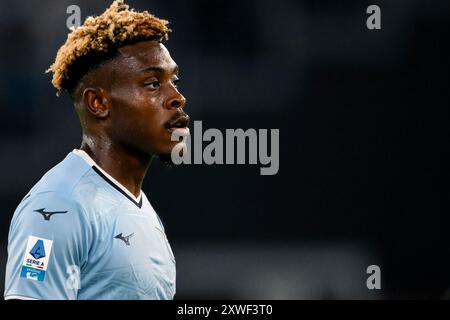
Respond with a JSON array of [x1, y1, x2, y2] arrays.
[[83, 88, 110, 119]]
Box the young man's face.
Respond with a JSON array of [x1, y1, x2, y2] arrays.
[[105, 40, 188, 158]]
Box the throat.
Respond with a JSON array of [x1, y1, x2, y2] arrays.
[[77, 143, 152, 199]]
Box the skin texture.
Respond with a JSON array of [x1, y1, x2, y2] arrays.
[[73, 40, 188, 197]]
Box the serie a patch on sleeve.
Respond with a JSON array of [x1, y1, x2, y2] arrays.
[[20, 236, 53, 282]]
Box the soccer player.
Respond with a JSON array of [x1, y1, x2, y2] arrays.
[[4, 0, 189, 300]]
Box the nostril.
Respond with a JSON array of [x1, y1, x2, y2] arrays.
[[170, 99, 181, 108]]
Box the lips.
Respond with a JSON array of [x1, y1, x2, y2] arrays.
[[165, 114, 190, 136]]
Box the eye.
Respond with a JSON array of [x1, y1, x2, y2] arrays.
[[172, 77, 181, 88], [144, 79, 160, 90]]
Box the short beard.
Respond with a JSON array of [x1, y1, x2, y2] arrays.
[[158, 153, 174, 167]]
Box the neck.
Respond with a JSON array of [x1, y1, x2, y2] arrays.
[[80, 135, 152, 198]]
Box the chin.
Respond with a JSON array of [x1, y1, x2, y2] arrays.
[[158, 153, 174, 167], [154, 139, 186, 166]]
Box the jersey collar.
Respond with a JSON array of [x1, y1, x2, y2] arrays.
[[72, 149, 143, 208]]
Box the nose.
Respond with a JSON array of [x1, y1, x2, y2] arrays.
[[165, 90, 187, 110]]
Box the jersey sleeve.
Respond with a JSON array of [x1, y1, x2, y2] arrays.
[[4, 191, 91, 300]]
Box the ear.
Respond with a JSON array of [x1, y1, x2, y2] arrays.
[[82, 88, 111, 119]]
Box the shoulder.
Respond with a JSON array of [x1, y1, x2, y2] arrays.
[[10, 191, 89, 237], [29, 152, 92, 199], [17, 151, 118, 221], [10, 151, 97, 233]]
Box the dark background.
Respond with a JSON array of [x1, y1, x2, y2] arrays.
[[1, 0, 449, 299]]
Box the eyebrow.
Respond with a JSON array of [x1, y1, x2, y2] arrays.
[[140, 65, 179, 75]]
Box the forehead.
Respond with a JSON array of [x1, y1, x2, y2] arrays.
[[116, 40, 177, 74]]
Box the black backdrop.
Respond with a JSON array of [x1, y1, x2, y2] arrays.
[[0, 0, 449, 299]]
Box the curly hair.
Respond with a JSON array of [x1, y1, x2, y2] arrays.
[[46, 0, 171, 96]]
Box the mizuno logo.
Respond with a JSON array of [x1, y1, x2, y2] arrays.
[[34, 208, 68, 221], [114, 233, 134, 246]]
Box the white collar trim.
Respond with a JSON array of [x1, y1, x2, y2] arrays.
[[72, 149, 142, 203]]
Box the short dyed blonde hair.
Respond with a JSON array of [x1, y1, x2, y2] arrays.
[[46, 0, 171, 95]]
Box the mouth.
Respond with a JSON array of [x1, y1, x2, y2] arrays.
[[165, 115, 190, 136]]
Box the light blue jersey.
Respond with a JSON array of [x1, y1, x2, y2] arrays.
[[4, 150, 176, 300]]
